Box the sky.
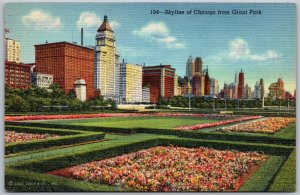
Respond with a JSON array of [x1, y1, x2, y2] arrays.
[[4, 3, 296, 93]]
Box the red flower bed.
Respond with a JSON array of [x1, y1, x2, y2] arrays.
[[5, 113, 235, 122], [5, 131, 59, 144], [175, 116, 263, 130], [5, 113, 147, 122], [49, 146, 268, 192]]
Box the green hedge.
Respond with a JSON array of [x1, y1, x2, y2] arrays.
[[6, 121, 136, 134], [239, 155, 287, 191], [6, 121, 295, 146], [5, 168, 120, 192], [10, 137, 292, 173], [5, 129, 105, 155], [268, 149, 296, 192], [7, 137, 293, 192]]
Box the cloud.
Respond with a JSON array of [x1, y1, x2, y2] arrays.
[[228, 38, 281, 61], [110, 21, 121, 30], [76, 12, 121, 30], [133, 22, 185, 49], [22, 10, 62, 30]]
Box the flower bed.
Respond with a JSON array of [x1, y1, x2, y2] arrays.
[[220, 117, 296, 134], [175, 116, 263, 130], [49, 146, 268, 192], [5, 131, 59, 144], [5, 113, 236, 122]]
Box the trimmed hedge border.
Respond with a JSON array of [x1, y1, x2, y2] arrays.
[[6, 121, 295, 146], [5, 125, 105, 155], [6, 137, 293, 192]]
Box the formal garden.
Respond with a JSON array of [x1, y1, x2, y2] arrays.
[[5, 111, 296, 192]]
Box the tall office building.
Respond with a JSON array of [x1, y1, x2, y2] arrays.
[[119, 63, 143, 103], [194, 57, 203, 73], [35, 42, 94, 99], [204, 69, 210, 95], [210, 78, 219, 96], [186, 56, 195, 80], [143, 65, 175, 103], [5, 38, 21, 63], [238, 69, 244, 99], [94, 15, 120, 99]]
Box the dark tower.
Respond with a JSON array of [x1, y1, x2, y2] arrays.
[[194, 57, 203, 74], [238, 69, 244, 99], [260, 78, 264, 99], [204, 67, 210, 95]]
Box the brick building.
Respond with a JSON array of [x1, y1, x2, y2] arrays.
[[143, 65, 175, 103], [35, 42, 94, 99], [5, 61, 32, 89]]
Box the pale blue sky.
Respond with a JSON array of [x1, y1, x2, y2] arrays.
[[4, 3, 296, 92]]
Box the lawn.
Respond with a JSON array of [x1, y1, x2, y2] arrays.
[[37, 116, 223, 129]]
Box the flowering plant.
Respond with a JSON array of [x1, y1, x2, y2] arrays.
[[220, 117, 296, 134], [5, 131, 59, 144], [175, 116, 263, 130], [49, 146, 267, 192]]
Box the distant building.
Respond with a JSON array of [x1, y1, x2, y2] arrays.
[[209, 78, 219, 96], [5, 38, 20, 63], [237, 69, 244, 99], [192, 73, 204, 96], [204, 69, 210, 95], [244, 84, 252, 99], [142, 87, 150, 103], [285, 91, 293, 100], [35, 41, 94, 99], [143, 65, 175, 103], [174, 75, 179, 96], [119, 62, 143, 103], [5, 61, 32, 89], [186, 56, 195, 80], [194, 57, 203, 74], [268, 78, 285, 100], [31, 72, 53, 88], [94, 15, 120, 99], [253, 79, 264, 99], [260, 79, 264, 98]]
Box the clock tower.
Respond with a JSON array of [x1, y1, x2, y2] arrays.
[[94, 15, 120, 99]]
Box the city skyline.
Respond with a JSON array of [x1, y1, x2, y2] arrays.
[[4, 3, 296, 92]]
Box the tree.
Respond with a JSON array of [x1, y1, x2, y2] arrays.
[[68, 89, 77, 99]]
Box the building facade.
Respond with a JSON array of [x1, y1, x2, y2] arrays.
[[143, 65, 175, 103], [31, 72, 53, 88], [268, 78, 285, 100], [94, 15, 120, 99], [5, 38, 21, 63], [119, 63, 143, 103], [142, 87, 150, 103], [5, 61, 32, 89], [35, 42, 94, 99]]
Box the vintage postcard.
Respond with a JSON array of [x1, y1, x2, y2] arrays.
[[4, 2, 296, 192]]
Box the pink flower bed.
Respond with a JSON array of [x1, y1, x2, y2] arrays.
[[175, 116, 263, 130], [49, 146, 268, 192], [221, 117, 296, 134], [5, 131, 59, 144]]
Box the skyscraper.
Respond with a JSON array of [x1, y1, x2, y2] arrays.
[[238, 69, 244, 99], [260, 78, 264, 99], [194, 57, 203, 73], [5, 38, 20, 63], [143, 65, 175, 103], [204, 69, 210, 95], [186, 56, 195, 80], [119, 62, 143, 103], [94, 15, 120, 99]]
